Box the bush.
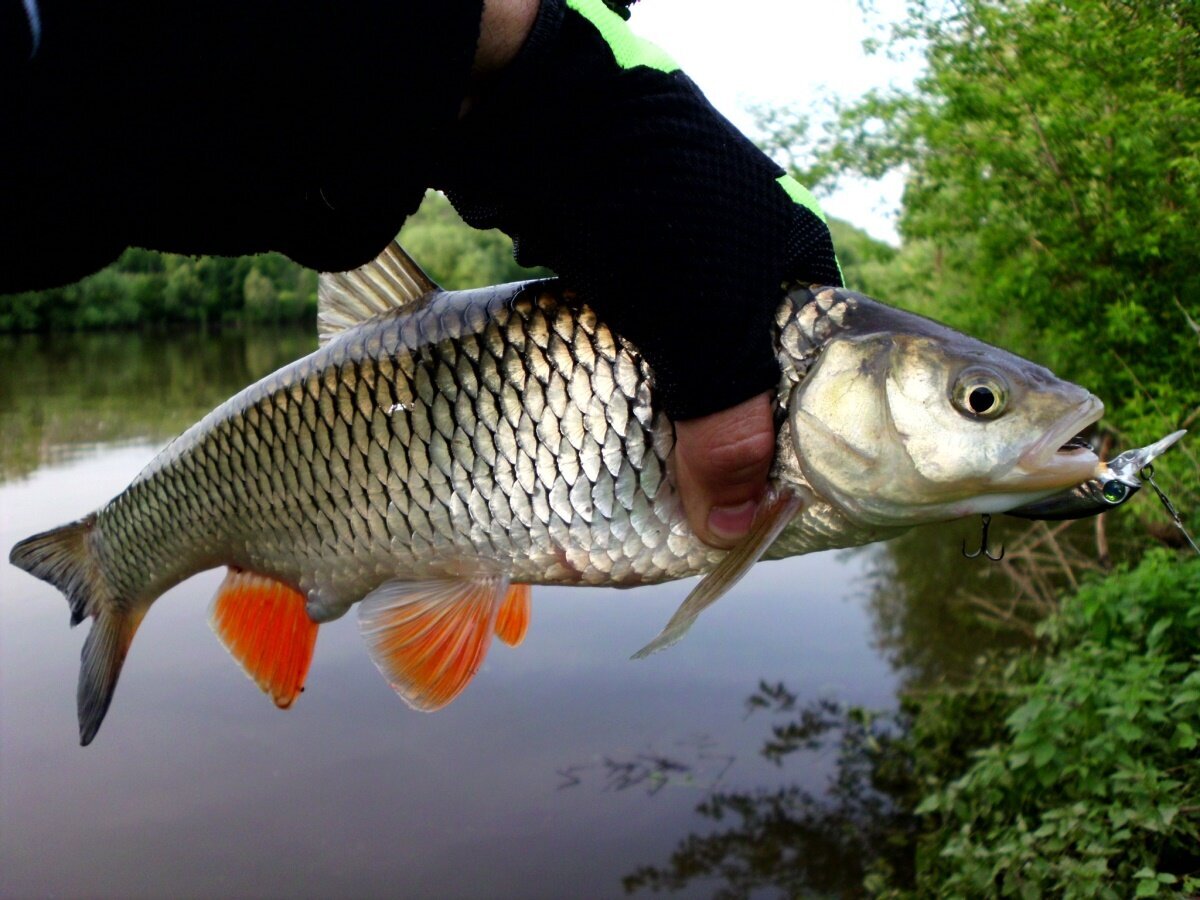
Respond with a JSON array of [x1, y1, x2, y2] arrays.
[[893, 552, 1200, 897]]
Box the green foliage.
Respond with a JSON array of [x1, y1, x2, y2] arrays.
[[0, 249, 318, 331], [398, 191, 550, 289], [761, 0, 1200, 533], [0, 191, 541, 332], [886, 552, 1200, 897]]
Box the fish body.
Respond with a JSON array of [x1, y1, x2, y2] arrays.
[[85, 280, 713, 620], [10, 244, 1105, 744]]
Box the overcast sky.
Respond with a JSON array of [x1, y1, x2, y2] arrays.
[[629, 0, 923, 244]]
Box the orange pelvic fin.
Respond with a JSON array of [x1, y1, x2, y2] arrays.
[[494, 584, 531, 647], [357, 574, 510, 712], [209, 569, 319, 709]]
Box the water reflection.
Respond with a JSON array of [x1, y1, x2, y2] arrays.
[[3, 327, 1120, 896], [865, 515, 1130, 689], [0, 328, 316, 483], [557, 734, 736, 795], [861, 520, 1029, 687], [621, 685, 916, 898], [2, 327, 901, 898]]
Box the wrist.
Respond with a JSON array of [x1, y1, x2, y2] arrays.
[[472, 0, 541, 81]]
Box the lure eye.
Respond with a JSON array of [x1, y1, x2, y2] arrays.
[[952, 369, 1008, 419], [1102, 481, 1128, 504]]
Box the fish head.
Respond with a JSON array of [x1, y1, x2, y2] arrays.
[[786, 291, 1104, 528]]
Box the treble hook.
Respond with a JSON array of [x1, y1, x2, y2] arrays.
[[962, 514, 1005, 561]]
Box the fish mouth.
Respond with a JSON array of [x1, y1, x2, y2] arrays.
[[1014, 395, 1105, 489]]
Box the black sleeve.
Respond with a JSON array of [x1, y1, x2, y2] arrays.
[[434, 0, 841, 419], [2, 0, 483, 292]]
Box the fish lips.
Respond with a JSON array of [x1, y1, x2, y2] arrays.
[[1012, 394, 1105, 490]]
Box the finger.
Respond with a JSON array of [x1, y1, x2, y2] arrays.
[[673, 392, 775, 549]]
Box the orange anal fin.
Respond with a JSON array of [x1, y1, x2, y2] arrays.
[[357, 575, 509, 712], [495, 584, 531, 647], [209, 569, 319, 709]]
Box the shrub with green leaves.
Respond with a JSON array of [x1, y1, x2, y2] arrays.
[[761, 0, 1200, 536], [903, 552, 1200, 897]]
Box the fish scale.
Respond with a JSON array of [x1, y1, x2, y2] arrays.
[[97, 280, 830, 623]]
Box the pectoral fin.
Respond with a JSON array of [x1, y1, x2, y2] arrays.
[[632, 489, 803, 659], [357, 574, 510, 711], [209, 569, 319, 709]]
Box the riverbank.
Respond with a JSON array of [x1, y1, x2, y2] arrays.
[[624, 551, 1200, 896], [888, 550, 1200, 896]]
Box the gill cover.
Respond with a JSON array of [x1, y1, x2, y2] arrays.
[[789, 334, 925, 526]]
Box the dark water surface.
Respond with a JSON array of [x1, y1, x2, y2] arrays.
[[1, 328, 1042, 898]]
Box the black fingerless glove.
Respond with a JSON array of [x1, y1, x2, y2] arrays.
[[3, 0, 483, 292], [435, 0, 841, 419]]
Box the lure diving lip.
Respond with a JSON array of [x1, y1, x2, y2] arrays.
[[1006, 429, 1187, 521]]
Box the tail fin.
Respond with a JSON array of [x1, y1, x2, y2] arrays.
[[77, 608, 145, 745], [10, 516, 143, 745]]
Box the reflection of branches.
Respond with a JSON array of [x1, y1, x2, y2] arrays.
[[864, 521, 1027, 687], [623, 685, 918, 898], [747, 687, 848, 764], [557, 734, 735, 796], [963, 520, 1106, 638], [866, 516, 1128, 688]]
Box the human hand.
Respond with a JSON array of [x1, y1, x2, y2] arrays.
[[674, 392, 775, 549], [440, 0, 838, 457]]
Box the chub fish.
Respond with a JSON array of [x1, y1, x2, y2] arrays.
[[10, 243, 1110, 744]]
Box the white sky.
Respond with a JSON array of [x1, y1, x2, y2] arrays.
[[628, 0, 923, 244]]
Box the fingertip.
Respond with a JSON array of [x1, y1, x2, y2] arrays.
[[706, 500, 759, 547], [673, 391, 776, 549]]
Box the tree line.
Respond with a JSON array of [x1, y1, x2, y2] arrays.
[[0, 192, 554, 333]]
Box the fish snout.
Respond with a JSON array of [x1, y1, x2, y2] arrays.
[[1014, 394, 1105, 489]]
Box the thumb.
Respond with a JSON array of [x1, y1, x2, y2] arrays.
[[672, 392, 775, 549]]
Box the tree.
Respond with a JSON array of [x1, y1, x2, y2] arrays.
[[399, 190, 550, 289], [243, 266, 279, 322], [761, 0, 1200, 529], [766, 0, 1199, 432]]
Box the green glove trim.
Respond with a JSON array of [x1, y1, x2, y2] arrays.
[[776, 174, 825, 223], [777, 174, 843, 282], [566, 0, 678, 72]]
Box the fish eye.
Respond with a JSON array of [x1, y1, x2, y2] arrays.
[[952, 368, 1008, 419]]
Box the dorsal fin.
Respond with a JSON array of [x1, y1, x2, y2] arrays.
[[317, 241, 440, 346]]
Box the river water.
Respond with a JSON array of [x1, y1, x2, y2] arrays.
[[0, 327, 1072, 897]]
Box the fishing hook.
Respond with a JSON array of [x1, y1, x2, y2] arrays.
[[962, 513, 1005, 561]]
